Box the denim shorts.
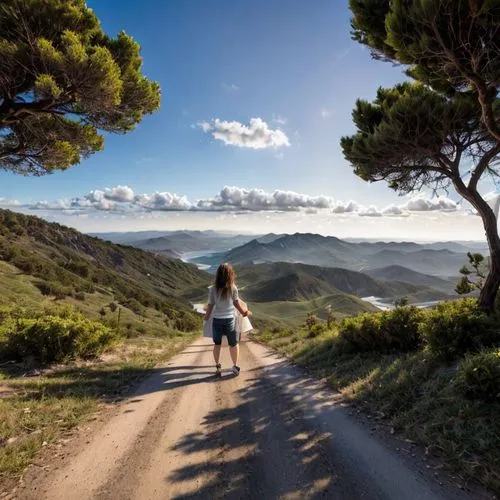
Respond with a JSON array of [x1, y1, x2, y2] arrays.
[[213, 317, 238, 347]]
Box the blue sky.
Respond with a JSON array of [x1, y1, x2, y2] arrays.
[[0, 0, 489, 239]]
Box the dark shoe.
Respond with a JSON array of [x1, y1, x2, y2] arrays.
[[215, 364, 222, 377], [231, 365, 240, 376]]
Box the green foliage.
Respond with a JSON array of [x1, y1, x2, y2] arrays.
[[305, 313, 318, 329], [0, 0, 161, 175], [122, 298, 143, 315], [457, 349, 500, 403], [341, 82, 486, 194], [173, 312, 201, 333], [307, 323, 328, 339], [35, 280, 74, 299], [394, 296, 409, 308], [338, 306, 424, 353], [349, 0, 500, 139], [419, 299, 499, 360], [345, 2, 500, 312], [456, 252, 487, 295], [0, 311, 116, 363]]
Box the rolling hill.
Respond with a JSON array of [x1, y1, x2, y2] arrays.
[[235, 262, 451, 304], [0, 210, 210, 332], [365, 265, 455, 292]]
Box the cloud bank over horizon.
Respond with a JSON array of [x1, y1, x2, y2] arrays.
[[18, 185, 466, 220]]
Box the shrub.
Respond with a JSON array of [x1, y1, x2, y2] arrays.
[[305, 313, 318, 329], [0, 314, 117, 363], [338, 306, 424, 353], [173, 312, 201, 332], [35, 280, 74, 299], [74, 292, 86, 301], [457, 349, 500, 402], [122, 298, 143, 315], [307, 323, 328, 338], [419, 299, 499, 360]]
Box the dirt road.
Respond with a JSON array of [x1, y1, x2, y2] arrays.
[[20, 336, 487, 500]]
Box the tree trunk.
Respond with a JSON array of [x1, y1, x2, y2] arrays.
[[478, 218, 500, 314], [454, 181, 500, 313]]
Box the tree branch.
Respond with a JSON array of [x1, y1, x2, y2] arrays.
[[468, 143, 500, 190]]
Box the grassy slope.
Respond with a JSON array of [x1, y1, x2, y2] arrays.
[[254, 328, 500, 493], [0, 209, 209, 329], [250, 293, 378, 327]]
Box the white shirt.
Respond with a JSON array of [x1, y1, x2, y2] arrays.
[[208, 285, 239, 319]]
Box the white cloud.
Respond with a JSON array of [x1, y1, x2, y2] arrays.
[[402, 195, 458, 212], [332, 200, 361, 214], [198, 186, 334, 211], [273, 115, 288, 126], [30, 199, 72, 210], [381, 204, 405, 216], [22, 187, 465, 219], [320, 108, 332, 119], [198, 121, 213, 133], [359, 206, 382, 217], [135, 192, 192, 211], [221, 82, 239, 92], [103, 185, 135, 203], [199, 118, 290, 149], [0, 198, 20, 207], [274, 152, 285, 161]]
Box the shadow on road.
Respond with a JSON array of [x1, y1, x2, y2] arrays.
[[165, 362, 347, 499]]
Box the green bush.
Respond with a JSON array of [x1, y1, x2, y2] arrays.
[[457, 349, 500, 402], [122, 298, 143, 315], [0, 314, 117, 363], [307, 323, 328, 338], [173, 312, 201, 332], [419, 299, 499, 360], [338, 306, 424, 353], [35, 280, 74, 299]]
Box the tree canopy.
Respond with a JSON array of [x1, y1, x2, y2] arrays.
[[0, 0, 161, 175], [349, 0, 500, 140], [341, 82, 498, 194], [345, 0, 500, 312]]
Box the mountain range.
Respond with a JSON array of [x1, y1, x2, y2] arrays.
[[193, 233, 473, 277]]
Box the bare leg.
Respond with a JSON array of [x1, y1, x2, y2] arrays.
[[213, 344, 221, 365], [229, 344, 239, 366]]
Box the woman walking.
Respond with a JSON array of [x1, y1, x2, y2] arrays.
[[204, 263, 251, 377]]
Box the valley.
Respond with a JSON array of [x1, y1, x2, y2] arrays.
[[98, 229, 479, 325]]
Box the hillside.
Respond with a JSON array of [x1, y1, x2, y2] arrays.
[[235, 262, 446, 303], [365, 265, 455, 292], [249, 293, 378, 327], [0, 210, 209, 331]]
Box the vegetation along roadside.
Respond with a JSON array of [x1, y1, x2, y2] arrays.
[[254, 299, 500, 494]]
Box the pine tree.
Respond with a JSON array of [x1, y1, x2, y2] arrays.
[[0, 0, 160, 175], [344, 1, 500, 312]]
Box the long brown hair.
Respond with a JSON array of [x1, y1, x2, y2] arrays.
[[215, 263, 236, 299]]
